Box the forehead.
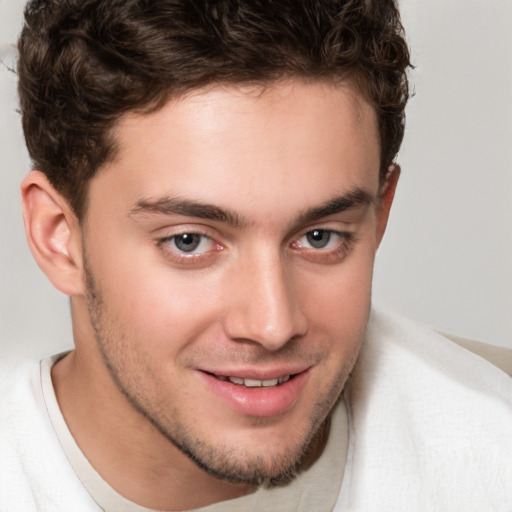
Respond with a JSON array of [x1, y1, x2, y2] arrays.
[[88, 80, 380, 223]]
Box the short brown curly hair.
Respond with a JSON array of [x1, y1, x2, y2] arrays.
[[17, 0, 410, 219]]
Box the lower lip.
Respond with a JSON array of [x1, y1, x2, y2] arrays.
[[199, 370, 310, 418]]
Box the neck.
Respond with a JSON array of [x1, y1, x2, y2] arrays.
[[52, 348, 254, 510]]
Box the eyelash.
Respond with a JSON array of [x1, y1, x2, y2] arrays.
[[156, 228, 356, 266]]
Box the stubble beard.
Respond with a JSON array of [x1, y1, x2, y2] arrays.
[[84, 263, 355, 487]]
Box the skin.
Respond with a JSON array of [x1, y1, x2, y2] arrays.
[[21, 80, 398, 510]]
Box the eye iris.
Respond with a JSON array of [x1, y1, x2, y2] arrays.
[[306, 229, 331, 249], [175, 233, 201, 252]]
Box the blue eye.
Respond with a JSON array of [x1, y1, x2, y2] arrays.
[[299, 229, 344, 250], [166, 233, 213, 254], [173, 233, 201, 252], [290, 228, 354, 264], [157, 230, 223, 266], [305, 229, 332, 249]]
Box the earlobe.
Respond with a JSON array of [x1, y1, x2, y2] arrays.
[[375, 164, 400, 247], [21, 170, 86, 296]]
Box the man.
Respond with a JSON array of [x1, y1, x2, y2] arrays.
[[1, 0, 511, 511]]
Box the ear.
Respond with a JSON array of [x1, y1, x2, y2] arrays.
[[21, 170, 86, 296], [375, 164, 400, 247]]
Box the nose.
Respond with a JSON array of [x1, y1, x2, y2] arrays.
[[222, 248, 308, 350]]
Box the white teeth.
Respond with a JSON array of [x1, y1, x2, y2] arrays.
[[225, 376, 290, 387], [244, 378, 263, 387]]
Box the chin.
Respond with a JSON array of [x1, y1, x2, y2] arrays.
[[179, 418, 330, 487]]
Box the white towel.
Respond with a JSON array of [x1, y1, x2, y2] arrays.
[[0, 358, 101, 512], [336, 308, 512, 511]]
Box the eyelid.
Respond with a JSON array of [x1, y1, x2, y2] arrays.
[[152, 221, 217, 236]]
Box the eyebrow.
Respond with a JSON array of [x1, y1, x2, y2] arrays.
[[130, 197, 246, 228], [130, 188, 374, 228], [296, 188, 374, 226]]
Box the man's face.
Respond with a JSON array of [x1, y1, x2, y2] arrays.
[[80, 80, 386, 484]]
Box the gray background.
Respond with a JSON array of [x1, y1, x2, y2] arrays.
[[1, 0, 511, 359]]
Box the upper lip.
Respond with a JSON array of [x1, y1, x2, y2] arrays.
[[199, 364, 312, 380]]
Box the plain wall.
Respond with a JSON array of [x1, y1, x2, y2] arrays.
[[1, 0, 511, 359]]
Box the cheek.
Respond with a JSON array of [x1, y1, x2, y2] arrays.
[[94, 253, 227, 356], [299, 244, 375, 321], [295, 241, 375, 363]]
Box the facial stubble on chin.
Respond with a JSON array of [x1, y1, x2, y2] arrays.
[[83, 260, 356, 487]]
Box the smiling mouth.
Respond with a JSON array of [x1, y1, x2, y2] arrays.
[[208, 373, 293, 388], [201, 369, 309, 417]]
